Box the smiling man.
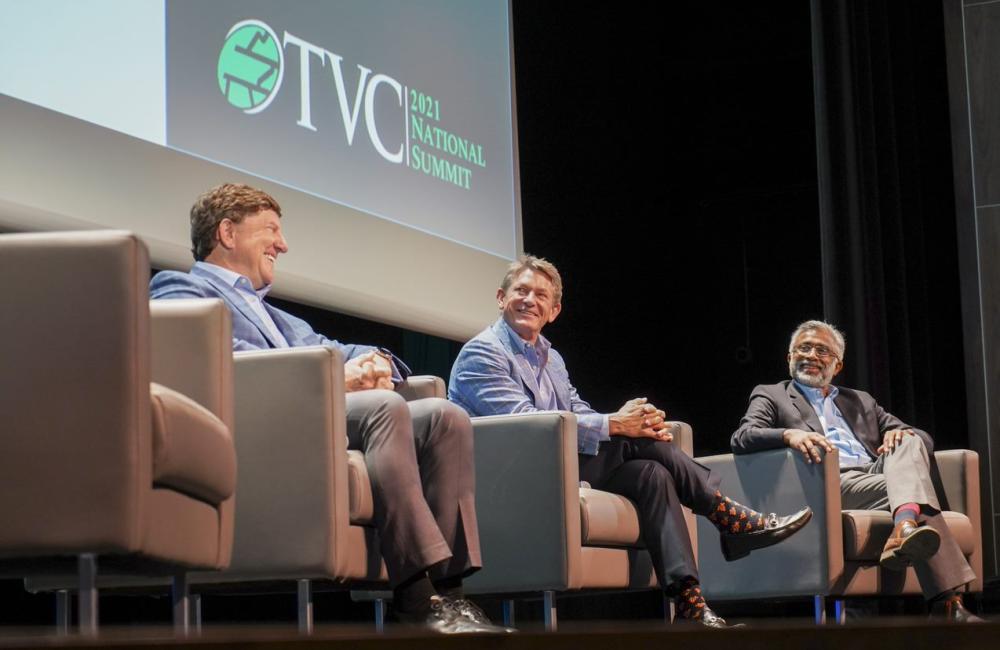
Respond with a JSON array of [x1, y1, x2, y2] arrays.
[[731, 320, 981, 622], [449, 255, 812, 628], [150, 183, 511, 634]]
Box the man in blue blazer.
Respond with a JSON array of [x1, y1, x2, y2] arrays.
[[151, 183, 508, 634], [449, 255, 811, 627]]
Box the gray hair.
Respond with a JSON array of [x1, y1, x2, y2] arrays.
[[501, 255, 563, 304], [789, 320, 846, 358]]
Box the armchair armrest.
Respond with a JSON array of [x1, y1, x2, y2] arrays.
[[934, 449, 982, 591], [464, 411, 582, 595], [194, 346, 354, 582], [150, 298, 234, 430], [395, 375, 445, 401], [695, 448, 843, 599]]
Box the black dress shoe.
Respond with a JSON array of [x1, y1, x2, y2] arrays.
[[399, 595, 516, 634], [720, 507, 812, 561], [930, 595, 986, 623], [678, 605, 746, 628], [450, 597, 516, 633]]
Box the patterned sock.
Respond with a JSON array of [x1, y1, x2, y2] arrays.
[[893, 503, 920, 525], [675, 578, 707, 620], [706, 490, 765, 534]]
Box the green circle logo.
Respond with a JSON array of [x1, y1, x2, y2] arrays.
[[218, 20, 284, 113]]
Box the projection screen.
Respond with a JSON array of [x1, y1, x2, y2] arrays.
[[0, 0, 521, 340]]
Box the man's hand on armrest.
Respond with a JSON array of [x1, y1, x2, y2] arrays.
[[782, 428, 835, 464], [609, 397, 672, 442]]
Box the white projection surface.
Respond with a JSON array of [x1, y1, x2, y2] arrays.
[[0, 0, 521, 339]]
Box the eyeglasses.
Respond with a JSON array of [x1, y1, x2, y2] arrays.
[[794, 343, 838, 360]]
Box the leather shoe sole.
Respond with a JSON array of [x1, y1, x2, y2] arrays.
[[720, 507, 812, 561], [880, 525, 940, 571]]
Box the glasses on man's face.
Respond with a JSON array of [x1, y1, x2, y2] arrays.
[[794, 343, 838, 360]]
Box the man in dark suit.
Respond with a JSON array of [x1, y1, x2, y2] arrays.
[[450, 255, 812, 627], [731, 320, 980, 621], [151, 183, 509, 634]]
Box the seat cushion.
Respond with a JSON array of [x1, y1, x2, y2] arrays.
[[150, 383, 235, 504], [579, 488, 641, 546], [842, 509, 974, 561], [347, 450, 374, 525]]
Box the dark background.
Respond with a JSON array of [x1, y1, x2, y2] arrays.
[[0, 0, 970, 626]]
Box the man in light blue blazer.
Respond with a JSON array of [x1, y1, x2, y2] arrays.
[[450, 255, 812, 627], [151, 183, 508, 634]]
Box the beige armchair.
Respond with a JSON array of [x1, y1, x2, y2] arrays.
[[27, 332, 446, 632], [0, 231, 236, 634], [464, 413, 696, 630], [694, 447, 981, 622]]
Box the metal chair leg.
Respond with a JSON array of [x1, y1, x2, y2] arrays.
[[542, 590, 557, 631], [502, 599, 515, 628], [78, 554, 98, 636], [172, 574, 191, 636], [814, 595, 826, 625], [192, 594, 202, 634], [297, 579, 313, 634], [374, 598, 386, 633], [55, 589, 70, 635]]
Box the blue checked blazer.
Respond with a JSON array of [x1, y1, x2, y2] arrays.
[[150, 265, 408, 378], [449, 319, 608, 455]]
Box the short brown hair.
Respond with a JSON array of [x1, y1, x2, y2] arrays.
[[190, 183, 282, 261], [501, 255, 563, 304]]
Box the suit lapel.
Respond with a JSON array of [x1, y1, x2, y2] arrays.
[[787, 382, 823, 433], [192, 266, 282, 348], [490, 321, 541, 403]]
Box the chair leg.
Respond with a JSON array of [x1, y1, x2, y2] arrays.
[[834, 599, 845, 625], [78, 554, 98, 636], [663, 593, 675, 624], [502, 599, 515, 628], [542, 590, 557, 631], [374, 598, 386, 633], [192, 594, 202, 634], [297, 579, 313, 635], [172, 574, 191, 636], [813, 595, 826, 625], [55, 589, 70, 635]]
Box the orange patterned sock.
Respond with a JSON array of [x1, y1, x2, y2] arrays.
[[706, 490, 765, 534]]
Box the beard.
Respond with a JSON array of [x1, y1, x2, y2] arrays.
[[789, 359, 834, 388]]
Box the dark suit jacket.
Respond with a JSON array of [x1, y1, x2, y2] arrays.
[[730, 380, 932, 458]]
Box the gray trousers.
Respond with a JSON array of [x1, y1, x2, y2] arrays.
[[840, 434, 976, 599], [346, 390, 481, 587]]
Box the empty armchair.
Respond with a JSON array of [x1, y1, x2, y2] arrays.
[[0, 231, 236, 634]]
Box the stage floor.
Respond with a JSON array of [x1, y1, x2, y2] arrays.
[[0, 618, 998, 650]]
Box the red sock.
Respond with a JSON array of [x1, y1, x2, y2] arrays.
[[893, 502, 920, 525]]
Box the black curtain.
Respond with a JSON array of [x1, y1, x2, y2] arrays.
[[811, 0, 967, 447]]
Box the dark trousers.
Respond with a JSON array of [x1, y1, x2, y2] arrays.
[[578, 437, 721, 592]]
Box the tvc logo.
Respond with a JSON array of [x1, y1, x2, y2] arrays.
[[216, 19, 404, 164]]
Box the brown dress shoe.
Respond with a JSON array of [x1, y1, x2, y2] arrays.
[[930, 595, 986, 623], [880, 520, 940, 571]]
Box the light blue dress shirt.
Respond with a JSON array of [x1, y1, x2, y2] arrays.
[[498, 320, 610, 439], [794, 380, 872, 468], [194, 261, 289, 348]]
